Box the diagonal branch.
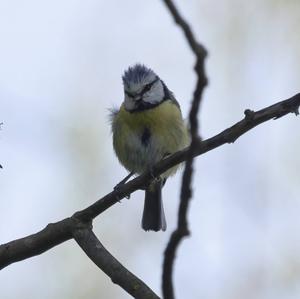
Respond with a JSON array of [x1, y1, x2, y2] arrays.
[[161, 1, 207, 298], [73, 227, 160, 299], [0, 218, 75, 269], [0, 93, 299, 271]]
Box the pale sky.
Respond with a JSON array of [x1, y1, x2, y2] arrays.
[[1, 1, 300, 298]]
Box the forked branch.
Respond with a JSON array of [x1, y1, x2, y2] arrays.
[[1, 93, 299, 271]]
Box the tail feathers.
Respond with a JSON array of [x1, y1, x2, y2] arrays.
[[142, 181, 166, 232]]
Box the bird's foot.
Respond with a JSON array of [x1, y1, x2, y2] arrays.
[[113, 172, 134, 191]]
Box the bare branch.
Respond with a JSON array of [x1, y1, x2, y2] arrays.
[[162, 0, 207, 59], [1, 3, 298, 298], [0, 218, 74, 270], [73, 228, 160, 299], [161, 1, 207, 298], [1, 93, 299, 271]]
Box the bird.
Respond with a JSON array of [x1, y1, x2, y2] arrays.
[[110, 64, 190, 231]]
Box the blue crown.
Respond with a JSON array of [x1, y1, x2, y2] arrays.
[[122, 64, 156, 86]]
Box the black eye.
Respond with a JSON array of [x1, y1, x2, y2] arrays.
[[142, 77, 159, 94], [143, 83, 152, 93]]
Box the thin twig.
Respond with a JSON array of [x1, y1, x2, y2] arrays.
[[73, 228, 160, 299], [161, 1, 207, 298], [0, 93, 299, 270]]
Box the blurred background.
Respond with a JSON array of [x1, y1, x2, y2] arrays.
[[1, 0, 300, 298]]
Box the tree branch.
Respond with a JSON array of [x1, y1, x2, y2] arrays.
[[1, 93, 299, 271], [73, 227, 160, 299], [1, 3, 298, 298], [0, 218, 74, 269], [161, 1, 207, 298]]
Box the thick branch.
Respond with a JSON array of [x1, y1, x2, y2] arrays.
[[73, 228, 160, 299], [0, 218, 74, 269], [0, 93, 299, 270]]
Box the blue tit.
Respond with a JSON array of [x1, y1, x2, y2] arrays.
[[110, 64, 190, 232]]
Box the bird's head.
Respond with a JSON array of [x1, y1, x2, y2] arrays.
[[122, 64, 165, 112]]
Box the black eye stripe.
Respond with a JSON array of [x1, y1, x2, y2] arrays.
[[141, 77, 159, 95], [125, 77, 159, 98]]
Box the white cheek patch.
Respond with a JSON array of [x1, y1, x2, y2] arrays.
[[143, 81, 164, 104]]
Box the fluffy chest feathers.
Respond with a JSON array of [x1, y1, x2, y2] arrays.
[[112, 100, 189, 174]]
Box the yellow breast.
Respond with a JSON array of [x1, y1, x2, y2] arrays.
[[112, 100, 190, 174], [119, 100, 181, 131]]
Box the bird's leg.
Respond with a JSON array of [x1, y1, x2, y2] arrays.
[[114, 172, 135, 199], [114, 172, 134, 190]]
